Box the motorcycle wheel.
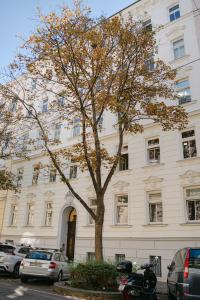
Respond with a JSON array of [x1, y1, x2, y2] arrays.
[[122, 287, 136, 300]]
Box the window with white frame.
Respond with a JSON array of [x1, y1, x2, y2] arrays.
[[58, 96, 64, 106], [73, 118, 80, 137], [147, 138, 160, 163], [20, 133, 29, 151], [54, 124, 61, 141], [169, 4, 180, 22], [143, 19, 152, 31], [27, 203, 34, 226], [49, 167, 56, 183], [16, 168, 24, 188], [176, 79, 191, 105], [173, 38, 185, 60], [37, 129, 43, 148], [119, 145, 129, 171], [115, 254, 125, 263], [32, 166, 40, 185], [116, 195, 128, 224], [10, 99, 17, 112], [185, 187, 200, 222], [44, 202, 53, 226], [42, 98, 48, 113], [182, 130, 197, 159], [145, 53, 155, 72], [69, 165, 77, 179], [148, 192, 163, 223], [10, 204, 17, 226], [31, 79, 37, 89], [88, 198, 97, 225]]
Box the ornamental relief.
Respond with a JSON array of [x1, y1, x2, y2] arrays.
[[180, 170, 200, 185], [44, 191, 55, 199], [112, 180, 130, 194], [144, 176, 163, 190]]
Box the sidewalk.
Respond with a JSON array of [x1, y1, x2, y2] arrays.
[[157, 281, 168, 295]]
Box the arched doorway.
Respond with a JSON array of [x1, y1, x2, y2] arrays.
[[66, 207, 77, 260]]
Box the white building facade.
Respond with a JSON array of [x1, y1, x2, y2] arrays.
[[1, 0, 200, 280]]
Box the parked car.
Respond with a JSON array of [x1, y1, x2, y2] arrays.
[[167, 247, 200, 299], [0, 244, 32, 277], [19, 249, 70, 283]]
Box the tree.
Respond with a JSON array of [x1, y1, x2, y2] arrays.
[[0, 2, 187, 260]]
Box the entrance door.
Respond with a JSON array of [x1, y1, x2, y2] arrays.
[[66, 208, 77, 260]]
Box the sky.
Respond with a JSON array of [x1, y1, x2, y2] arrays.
[[0, 0, 135, 69]]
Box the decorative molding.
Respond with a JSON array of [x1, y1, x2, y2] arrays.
[[11, 195, 20, 202], [65, 191, 74, 206], [165, 25, 186, 38], [26, 193, 36, 200], [112, 180, 130, 193], [180, 170, 200, 185], [144, 176, 163, 190], [44, 191, 55, 198]]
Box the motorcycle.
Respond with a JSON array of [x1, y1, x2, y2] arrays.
[[116, 258, 158, 300]]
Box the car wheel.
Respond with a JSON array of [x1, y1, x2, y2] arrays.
[[57, 271, 63, 282], [13, 263, 20, 278], [21, 277, 28, 283]]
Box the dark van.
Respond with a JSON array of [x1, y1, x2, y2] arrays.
[[167, 247, 200, 299]]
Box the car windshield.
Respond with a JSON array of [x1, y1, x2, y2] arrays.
[[0, 245, 15, 254], [189, 249, 200, 269], [26, 251, 52, 261]]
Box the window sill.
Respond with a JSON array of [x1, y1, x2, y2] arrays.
[[180, 222, 200, 226], [83, 224, 95, 228], [142, 163, 165, 168], [40, 225, 53, 228], [142, 223, 168, 227], [23, 225, 34, 228], [169, 54, 190, 65], [176, 157, 200, 163], [7, 225, 17, 228], [179, 100, 197, 107], [110, 225, 132, 228], [116, 169, 132, 174]]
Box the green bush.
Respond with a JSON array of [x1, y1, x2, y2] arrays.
[[70, 261, 119, 291]]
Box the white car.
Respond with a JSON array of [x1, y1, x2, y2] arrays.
[[20, 249, 70, 283], [0, 244, 32, 277]]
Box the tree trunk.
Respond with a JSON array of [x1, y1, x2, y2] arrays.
[[95, 221, 103, 261], [95, 195, 104, 261]]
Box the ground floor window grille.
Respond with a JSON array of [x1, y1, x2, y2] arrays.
[[88, 198, 97, 225], [150, 255, 161, 277], [186, 188, 200, 221], [69, 165, 77, 179], [87, 252, 95, 262], [10, 205, 17, 226], [115, 254, 125, 263], [27, 203, 34, 226], [45, 202, 53, 226], [116, 195, 128, 225]]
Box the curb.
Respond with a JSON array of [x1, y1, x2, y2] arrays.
[[53, 282, 122, 300]]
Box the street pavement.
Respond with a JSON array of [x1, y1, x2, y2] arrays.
[[0, 276, 169, 300]]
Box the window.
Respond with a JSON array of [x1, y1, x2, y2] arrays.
[[147, 138, 160, 163], [185, 188, 200, 222], [87, 252, 95, 262], [16, 168, 24, 188], [73, 118, 80, 137], [69, 165, 77, 179], [32, 166, 40, 185], [116, 195, 128, 224], [145, 53, 155, 71], [49, 168, 56, 183], [182, 130, 197, 159], [150, 256, 162, 277], [58, 96, 64, 107], [173, 38, 185, 60], [10, 99, 17, 112], [169, 4, 180, 22], [10, 205, 17, 226], [27, 203, 34, 226], [54, 124, 61, 141], [45, 202, 53, 226], [148, 192, 163, 223], [88, 198, 97, 225], [42, 98, 48, 113], [20, 133, 29, 151], [115, 254, 125, 263], [143, 19, 152, 31], [37, 130, 43, 148], [119, 145, 129, 171], [176, 79, 191, 105], [31, 79, 37, 89]]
